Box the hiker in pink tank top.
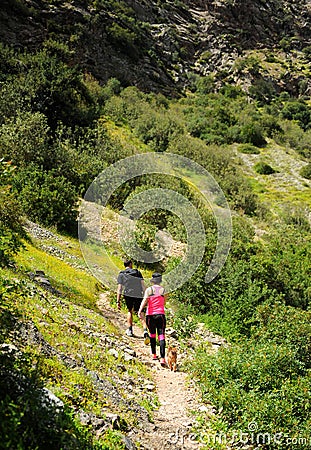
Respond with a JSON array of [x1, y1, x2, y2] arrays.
[[138, 272, 168, 367]]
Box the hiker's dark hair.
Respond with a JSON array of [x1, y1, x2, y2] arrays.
[[124, 259, 132, 267]]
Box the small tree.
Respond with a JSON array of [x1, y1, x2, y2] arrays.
[[13, 166, 78, 233], [0, 160, 27, 265]]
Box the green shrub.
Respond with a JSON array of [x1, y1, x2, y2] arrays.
[[0, 160, 27, 265], [135, 109, 184, 152], [13, 166, 78, 232], [302, 45, 311, 59], [0, 81, 29, 123], [248, 78, 276, 105], [0, 44, 98, 129], [194, 75, 215, 94], [261, 113, 283, 138], [170, 302, 198, 338], [259, 226, 311, 309], [233, 55, 261, 75], [280, 203, 311, 232], [134, 221, 158, 252], [300, 163, 311, 179], [237, 143, 260, 154], [101, 78, 122, 100], [191, 304, 311, 449], [239, 122, 267, 147], [0, 195, 26, 266], [186, 102, 236, 145], [274, 119, 311, 159], [0, 111, 50, 166], [108, 23, 140, 59], [254, 302, 311, 367], [281, 100, 311, 131], [168, 136, 259, 215], [254, 161, 276, 174]]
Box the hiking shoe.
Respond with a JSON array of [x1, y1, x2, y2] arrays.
[[152, 354, 158, 360], [126, 328, 133, 337], [144, 332, 150, 345], [160, 358, 167, 367]]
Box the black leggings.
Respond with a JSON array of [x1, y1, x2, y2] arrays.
[[146, 314, 166, 358]]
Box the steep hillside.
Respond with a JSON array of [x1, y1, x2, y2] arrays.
[[0, 220, 221, 449], [234, 140, 311, 210], [1, 0, 311, 95]]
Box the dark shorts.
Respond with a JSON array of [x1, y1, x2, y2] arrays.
[[124, 295, 143, 313]]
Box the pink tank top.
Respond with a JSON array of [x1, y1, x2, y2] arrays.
[[146, 285, 165, 315]]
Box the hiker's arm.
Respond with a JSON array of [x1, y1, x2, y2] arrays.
[[138, 298, 148, 318], [117, 284, 123, 310], [141, 279, 146, 292], [138, 288, 150, 318]]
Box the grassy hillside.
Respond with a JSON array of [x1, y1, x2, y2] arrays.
[[0, 224, 157, 449]]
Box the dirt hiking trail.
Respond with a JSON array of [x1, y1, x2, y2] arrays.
[[98, 292, 206, 450]]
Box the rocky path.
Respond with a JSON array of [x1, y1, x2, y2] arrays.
[[97, 293, 205, 450]]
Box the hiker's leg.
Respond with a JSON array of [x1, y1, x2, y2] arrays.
[[156, 314, 166, 359], [134, 298, 147, 328], [146, 316, 157, 355], [127, 310, 133, 328], [133, 298, 149, 343], [124, 296, 134, 330]]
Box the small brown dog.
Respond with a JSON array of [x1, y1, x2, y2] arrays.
[[167, 346, 178, 372]]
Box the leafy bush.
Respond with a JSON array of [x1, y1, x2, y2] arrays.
[[281, 100, 311, 131], [254, 161, 276, 174], [170, 302, 198, 338], [179, 216, 311, 339], [101, 78, 122, 100], [134, 109, 184, 152], [248, 78, 276, 105], [13, 166, 78, 232], [279, 203, 311, 232], [168, 136, 259, 215], [134, 221, 158, 253], [233, 55, 261, 75], [194, 75, 215, 94], [300, 163, 311, 179], [202, 259, 279, 337], [259, 226, 311, 310], [238, 121, 267, 147], [237, 143, 260, 154], [0, 193, 26, 266], [0, 160, 27, 265], [185, 101, 236, 145], [191, 303, 311, 449], [0, 44, 98, 129], [0, 111, 50, 166], [108, 23, 139, 59], [273, 119, 311, 159]]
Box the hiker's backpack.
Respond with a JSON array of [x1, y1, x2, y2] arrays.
[[120, 268, 143, 297]]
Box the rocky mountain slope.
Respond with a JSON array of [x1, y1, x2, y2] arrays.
[[2, 0, 311, 95]]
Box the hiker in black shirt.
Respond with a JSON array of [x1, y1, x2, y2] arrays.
[[117, 260, 150, 344]]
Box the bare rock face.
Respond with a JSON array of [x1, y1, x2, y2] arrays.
[[1, 0, 311, 95]]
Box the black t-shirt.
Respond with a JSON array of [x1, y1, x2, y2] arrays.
[[117, 268, 143, 297]]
